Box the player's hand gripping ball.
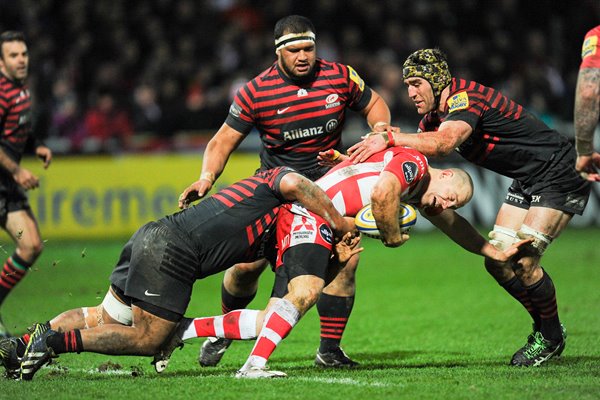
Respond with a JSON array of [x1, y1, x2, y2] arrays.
[[354, 203, 417, 239]]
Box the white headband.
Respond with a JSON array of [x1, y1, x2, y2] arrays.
[[275, 31, 316, 51]]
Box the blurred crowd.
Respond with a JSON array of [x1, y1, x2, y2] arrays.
[[1, 0, 599, 154]]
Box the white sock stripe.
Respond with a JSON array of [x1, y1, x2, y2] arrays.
[[272, 298, 301, 326], [238, 310, 260, 339], [262, 327, 283, 344], [214, 316, 225, 338]]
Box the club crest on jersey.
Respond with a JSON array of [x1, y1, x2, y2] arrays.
[[347, 66, 365, 91], [402, 161, 418, 184], [325, 93, 341, 109], [297, 88, 308, 97], [319, 224, 333, 244], [447, 91, 469, 113], [582, 35, 598, 58]]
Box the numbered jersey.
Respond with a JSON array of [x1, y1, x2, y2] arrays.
[[315, 147, 429, 216]]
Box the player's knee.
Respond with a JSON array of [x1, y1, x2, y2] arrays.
[[488, 225, 518, 251], [516, 225, 553, 257], [295, 286, 322, 311], [101, 290, 133, 326], [229, 261, 268, 283]]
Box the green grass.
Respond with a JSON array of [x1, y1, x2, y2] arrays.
[[2, 229, 600, 399]]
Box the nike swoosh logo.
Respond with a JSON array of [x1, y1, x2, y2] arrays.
[[277, 107, 290, 114], [144, 290, 161, 297]]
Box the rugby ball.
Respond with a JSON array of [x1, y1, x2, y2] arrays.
[[354, 202, 417, 239]]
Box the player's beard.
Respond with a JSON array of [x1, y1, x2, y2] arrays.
[[280, 58, 315, 83]]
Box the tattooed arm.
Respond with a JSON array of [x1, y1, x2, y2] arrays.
[[574, 67, 600, 181], [279, 172, 354, 237]]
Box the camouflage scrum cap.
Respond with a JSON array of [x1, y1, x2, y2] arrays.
[[402, 49, 451, 97]]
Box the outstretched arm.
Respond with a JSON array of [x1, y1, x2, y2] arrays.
[[424, 209, 530, 262], [179, 123, 245, 208], [347, 120, 472, 163]]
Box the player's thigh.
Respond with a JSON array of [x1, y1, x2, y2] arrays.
[[494, 203, 528, 230], [522, 207, 572, 238]]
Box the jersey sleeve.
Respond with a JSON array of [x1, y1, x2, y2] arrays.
[[417, 113, 441, 133], [345, 65, 372, 111], [263, 166, 297, 201], [382, 150, 428, 193], [443, 89, 482, 131], [580, 26, 600, 69], [224, 83, 256, 135]]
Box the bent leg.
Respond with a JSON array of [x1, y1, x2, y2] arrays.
[[0, 210, 44, 310], [78, 304, 176, 355]]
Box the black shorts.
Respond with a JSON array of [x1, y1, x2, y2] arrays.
[[0, 171, 30, 224], [504, 150, 591, 215], [270, 243, 331, 298], [109, 221, 198, 318]]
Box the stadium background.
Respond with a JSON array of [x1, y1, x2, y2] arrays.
[[1, 0, 600, 238], [1, 3, 600, 397]]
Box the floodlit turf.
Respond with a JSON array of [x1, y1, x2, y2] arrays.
[[2, 229, 599, 399]]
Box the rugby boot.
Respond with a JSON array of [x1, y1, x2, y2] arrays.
[[0, 337, 21, 379], [235, 366, 287, 379], [315, 347, 359, 368], [152, 326, 184, 373], [20, 323, 58, 380], [198, 337, 232, 367], [510, 325, 566, 367]]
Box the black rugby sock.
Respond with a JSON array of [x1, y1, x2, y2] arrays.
[[316, 293, 354, 353], [221, 283, 256, 314], [526, 269, 562, 342], [46, 329, 84, 354], [500, 276, 541, 330]]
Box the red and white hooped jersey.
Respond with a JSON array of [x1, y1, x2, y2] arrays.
[[315, 147, 429, 217]]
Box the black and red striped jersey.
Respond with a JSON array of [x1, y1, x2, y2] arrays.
[[225, 59, 372, 174], [160, 167, 294, 278], [0, 72, 32, 162], [418, 78, 570, 185]]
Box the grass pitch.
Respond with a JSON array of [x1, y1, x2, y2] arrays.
[[1, 228, 599, 399]]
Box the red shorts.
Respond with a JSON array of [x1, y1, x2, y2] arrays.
[[273, 203, 333, 269]]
